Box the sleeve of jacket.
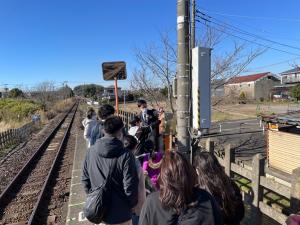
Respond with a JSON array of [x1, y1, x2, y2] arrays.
[[81, 150, 91, 194], [122, 152, 139, 208], [138, 197, 151, 225], [83, 122, 91, 140]]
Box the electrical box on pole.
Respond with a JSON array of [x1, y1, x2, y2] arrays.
[[192, 47, 212, 130]]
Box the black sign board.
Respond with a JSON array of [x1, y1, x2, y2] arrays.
[[102, 61, 127, 81]]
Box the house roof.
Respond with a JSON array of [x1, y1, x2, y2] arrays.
[[280, 67, 300, 75], [227, 72, 271, 84]]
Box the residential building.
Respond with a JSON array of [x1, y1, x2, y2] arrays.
[[0, 88, 9, 98], [224, 72, 280, 100], [280, 67, 300, 85], [102, 85, 122, 100], [271, 67, 300, 99], [211, 79, 225, 97]]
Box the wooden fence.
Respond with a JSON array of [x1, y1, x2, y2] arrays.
[[0, 122, 34, 150], [205, 139, 300, 224], [118, 110, 137, 130]]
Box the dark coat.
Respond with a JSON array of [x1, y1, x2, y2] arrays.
[[82, 136, 139, 224], [139, 188, 224, 225], [139, 109, 159, 127]]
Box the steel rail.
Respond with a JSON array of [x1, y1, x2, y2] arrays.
[[0, 103, 77, 214], [28, 103, 78, 224]]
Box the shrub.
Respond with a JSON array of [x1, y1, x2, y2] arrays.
[[239, 92, 246, 100], [0, 99, 42, 123]]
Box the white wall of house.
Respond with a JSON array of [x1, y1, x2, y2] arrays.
[[224, 81, 255, 99], [281, 72, 300, 84]]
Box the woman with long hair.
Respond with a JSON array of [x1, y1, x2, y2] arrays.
[[139, 150, 223, 225], [193, 152, 244, 225]]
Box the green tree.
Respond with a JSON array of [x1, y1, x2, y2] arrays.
[[8, 88, 24, 98], [73, 84, 104, 99], [57, 85, 74, 99], [290, 84, 300, 101]]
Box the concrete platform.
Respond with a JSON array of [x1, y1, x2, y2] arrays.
[[66, 131, 93, 225]]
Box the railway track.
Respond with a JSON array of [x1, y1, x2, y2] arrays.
[[0, 112, 68, 194], [0, 104, 78, 225]]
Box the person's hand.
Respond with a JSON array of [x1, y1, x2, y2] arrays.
[[286, 214, 300, 225]]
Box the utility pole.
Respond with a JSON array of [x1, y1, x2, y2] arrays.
[[177, 0, 190, 154], [189, 0, 196, 162], [191, 0, 196, 49]]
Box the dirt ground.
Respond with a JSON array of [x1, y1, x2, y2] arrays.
[[118, 101, 300, 122]]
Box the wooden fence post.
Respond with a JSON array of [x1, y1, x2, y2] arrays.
[[251, 153, 265, 225], [224, 144, 234, 177], [291, 167, 300, 213], [205, 138, 214, 154]]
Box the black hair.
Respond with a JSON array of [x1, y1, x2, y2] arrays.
[[104, 116, 124, 135], [137, 99, 147, 108], [193, 152, 244, 224], [86, 108, 95, 119], [98, 104, 115, 120], [130, 116, 141, 127], [123, 135, 138, 152]]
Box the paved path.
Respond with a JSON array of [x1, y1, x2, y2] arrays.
[[66, 130, 92, 225]]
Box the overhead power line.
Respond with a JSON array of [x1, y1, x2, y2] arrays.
[[247, 57, 300, 71], [197, 10, 300, 23], [196, 20, 300, 57], [198, 7, 300, 42], [196, 10, 300, 52]]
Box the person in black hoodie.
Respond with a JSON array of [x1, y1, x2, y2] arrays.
[[139, 150, 223, 225], [82, 116, 139, 225]]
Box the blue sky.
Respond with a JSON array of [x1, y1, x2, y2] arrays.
[[1, 0, 300, 90]]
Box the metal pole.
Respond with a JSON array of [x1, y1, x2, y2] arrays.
[[123, 90, 126, 112], [177, 0, 190, 154], [114, 77, 119, 115]]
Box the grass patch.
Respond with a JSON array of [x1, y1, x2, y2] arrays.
[[212, 111, 237, 121]]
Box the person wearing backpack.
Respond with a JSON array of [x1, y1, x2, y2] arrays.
[[139, 150, 223, 225], [82, 116, 139, 225], [193, 152, 244, 225], [89, 104, 115, 146]]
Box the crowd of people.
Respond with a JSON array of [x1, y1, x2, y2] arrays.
[[80, 100, 298, 225]]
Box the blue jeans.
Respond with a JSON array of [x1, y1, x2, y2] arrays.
[[132, 214, 139, 225]]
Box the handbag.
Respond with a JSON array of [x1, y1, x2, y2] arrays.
[[83, 158, 118, 224]]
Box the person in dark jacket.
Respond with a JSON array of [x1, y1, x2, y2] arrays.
[[89, 104, 115, 146], [139, 150, 223, 225], [193, 152, 244, 225], [82, 116, 139, 225], [128, 116, 154, 156], [137, 99, 160, 150]]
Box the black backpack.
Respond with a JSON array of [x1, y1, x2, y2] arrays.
[[83, 158, 118, 224]]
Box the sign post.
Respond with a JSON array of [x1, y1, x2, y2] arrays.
[[102, 61, 127, 115], [114, 77, 119, 114]]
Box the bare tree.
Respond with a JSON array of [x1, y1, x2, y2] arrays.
[[131, 33, 177, 113], [132, 26, 266, 111], [34, 81, 56, 107]]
